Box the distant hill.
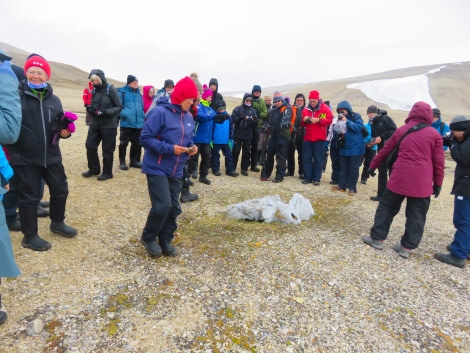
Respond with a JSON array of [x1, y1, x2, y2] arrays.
[[2, 41, 469, 122]]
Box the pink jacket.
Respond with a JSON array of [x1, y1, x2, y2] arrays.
[[370, 101, 445, 197]]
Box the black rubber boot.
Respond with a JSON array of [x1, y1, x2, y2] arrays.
[[160, 242, 178, 257], [0, 294, 7, 325], [119, 145, 128, 170], [37, 204, 49, 218], [21, 234, 51, 251], [199, 176, 211, 185], [180, 186, 198, 203], [50, 221, 78, 238]]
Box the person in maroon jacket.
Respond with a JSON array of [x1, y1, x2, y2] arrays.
[[362, 101, 445, 259]]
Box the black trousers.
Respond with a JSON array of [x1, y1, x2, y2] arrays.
[[13, 164, 69, 236], [85, 127, 117, 176], [376, 158, 389, 197], [251, 128, 260, 169], [360, 147, 377, 182], [142, 174, 182, 245], [287, 133, 303, 176], [370, 188, 430, 249], [119, 127, 142, 163], [187, 143, 211, 177], [232, 138, 252, 172], [261, 136, 288, 180]]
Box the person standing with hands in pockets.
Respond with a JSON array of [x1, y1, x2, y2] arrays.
[[139, 76, 199, 257]]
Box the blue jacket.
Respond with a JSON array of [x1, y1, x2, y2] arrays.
[[336, 100, 365, 156], [432, 118, 450, 151], [0, 58, 21, 145], [0, 146, 13, 201], [364, 122, 377, 151], [212, 111, 233, 144], [140, 100, 196, 178], [193, 101, 216, 144], [118, 85, 145, 128]]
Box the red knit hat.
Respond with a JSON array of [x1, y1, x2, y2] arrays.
[[171, 76, 198, 105], [24, 55, 51, 79], [309, 90, 320, 100]]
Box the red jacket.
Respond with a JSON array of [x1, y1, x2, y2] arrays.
[[82, 81, 93, 106], [301, 102, 333, 142], [370, 101, 445, 197]]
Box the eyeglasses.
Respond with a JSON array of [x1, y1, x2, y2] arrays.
[[245, 99, 253, 102], [26, 69, 46, 77]]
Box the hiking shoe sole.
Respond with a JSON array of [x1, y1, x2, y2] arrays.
[[362, 235, 384, 250]]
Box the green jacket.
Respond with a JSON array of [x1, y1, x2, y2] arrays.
[[253, 98, 268, 127]]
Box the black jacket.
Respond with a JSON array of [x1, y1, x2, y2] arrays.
[[231, 93, 258, 140], [88, 69, 122, 129], [268, 101, 292, 138], [450, 131, 470, 197], [371, 112, 397, 149], [8, 81, 64, 166]]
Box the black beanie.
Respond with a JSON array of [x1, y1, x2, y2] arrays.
[[367, 105, 378, 114], [432, 108, 441, 118], [252, 84, 262, 94], [164, 79, 174, 88], [127, 75, 138, 84]]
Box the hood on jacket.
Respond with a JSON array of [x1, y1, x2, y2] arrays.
[[405, 101, 432, 125], [336, 100, 353, 115], [209, 78, 218, 89], [143, 85, 154, 97], [294, 93, 306, 108], [89, 69, 107, 86], [242, 93, 253, 106]]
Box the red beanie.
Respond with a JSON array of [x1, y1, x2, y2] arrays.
[[171, 76, 198, 105], [24, 55, 51, 79], [309, 90, 320, 100]]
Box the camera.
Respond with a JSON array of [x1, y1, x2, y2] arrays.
[[261, 123, 273, 134], [442, 131, 453, 147], [338, 113, 344, 120]]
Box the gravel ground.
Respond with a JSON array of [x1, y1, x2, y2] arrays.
[[0, 116, 468, 353]]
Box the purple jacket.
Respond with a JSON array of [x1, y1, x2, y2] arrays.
[[140, 100, 196, 178], [370, 101, 445, 197]]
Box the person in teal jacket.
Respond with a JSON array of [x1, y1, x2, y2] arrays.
[[118, 75, 145, 170], [431, 108, 450, 151], [0, 49, 22, 326], [332, 100, 365, 195]]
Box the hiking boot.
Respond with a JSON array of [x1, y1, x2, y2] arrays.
[[8, 219, 21, 232], [285, 172, 294, 177], [37, 204, 49, 218], [180, 187, 198, 203], [329, 180, 338, 185], [272, 178, 283, 183], [251, 167, 260, 172], [302, 180, 312, 184], [241, 170, 248, 176], [435, 252, 465, 268], [140, 238, 162, 257], [362, 235, 384, 250], [199, 176, 211, 185], [393, 243, 411, 259], [82, 170, 99, 178], [119, 162, 129, 170], [50, 221, 78, 238], [97, 174, 113, 181], [191, 170, 198, 179], [129, 161, 142, 169], [313, 181, 321, 186], [161, 243, 178, 257], [212, 170, 222, 176], [347, 189, 356, 196], [226, 171, 239, 177], [260, 177, 270, 181], [370, 196, 381, 201], [446, 244, 470, 259], [21, 234, 51, 251], [331, 186, 345, 192], [360, 180, 367, 185]]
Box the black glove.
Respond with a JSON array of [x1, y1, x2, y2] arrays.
[[86, 106, 95, 114], [433, 185, 441, 198], [214, 114, 226, 124], [368, 168, 376, 177]]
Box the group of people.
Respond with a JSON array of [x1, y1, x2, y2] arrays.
[[1, 52, 469, 327]]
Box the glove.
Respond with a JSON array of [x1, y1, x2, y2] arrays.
[[433, 185, 441, 198], [214, 114, 226, 124], [368, 168, 376, 177], [86, 106, 95, 114], [280, 122, 289, 130], [228, 140, 234, 151]]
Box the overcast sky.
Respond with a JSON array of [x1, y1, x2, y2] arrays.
[[1, 0, 469, 91]]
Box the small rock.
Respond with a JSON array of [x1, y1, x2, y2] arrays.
[[33, 319, 43, 334]]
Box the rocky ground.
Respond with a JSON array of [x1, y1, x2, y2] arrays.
[[0, 115, 469, 353]]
